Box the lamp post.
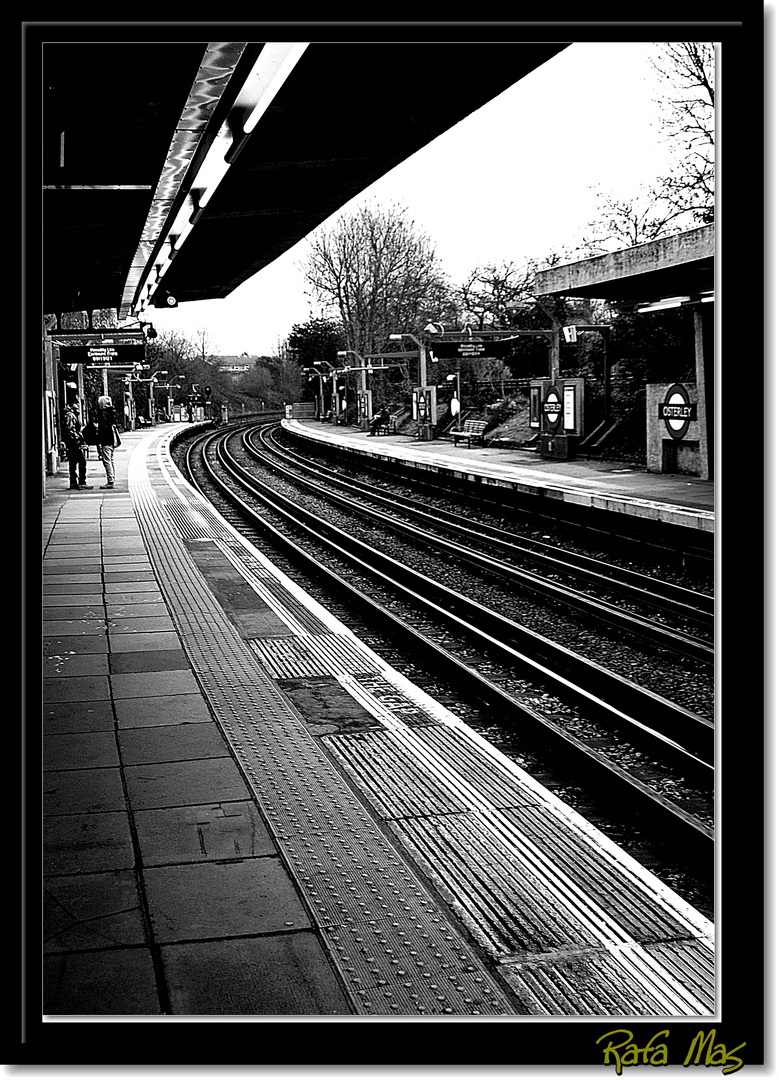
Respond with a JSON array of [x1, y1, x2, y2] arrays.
[[446, 372, 462, 431], [389, 331, 433, 440], [313, 360, 341, 423], [150, 371, 167, 425], [337, 349, 373, 429]]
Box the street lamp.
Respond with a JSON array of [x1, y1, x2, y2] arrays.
[[149, 371, 167, 425], [337, 349, 374, 430], [389, 331, 435, 440], [313, 359, 346, 425], [446, 372, 463, 431]]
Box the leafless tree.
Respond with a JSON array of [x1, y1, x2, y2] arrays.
[[577, 183, 688, 256], [301, 202, 452, 358], [651, 42, 715, 224], [192, 327, 216, 365], [456, 260, 537, 331], [580, 43, 715, 255]]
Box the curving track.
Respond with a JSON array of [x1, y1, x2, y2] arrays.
[[171, 419, 715, 910]]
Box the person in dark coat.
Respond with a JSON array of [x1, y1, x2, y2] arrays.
[[368, 407, 391, 436], [95, 395, 117, 489], [63, 405, 91, 490]]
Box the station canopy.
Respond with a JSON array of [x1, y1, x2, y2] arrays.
[[40, 39, 571, 325], [532, 225, 714, 307]]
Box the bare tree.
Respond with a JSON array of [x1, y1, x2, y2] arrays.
[[580, 43, 715, 255], [651, 42, 715, 224], [192, 327, 216, 365], [456, 260, 537, 331], [302, 202, 453, 357], [577, 183, 690, 256]]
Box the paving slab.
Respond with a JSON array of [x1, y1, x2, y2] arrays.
[[109, 648, 189, 674], [109, 669, 200, 699], [160, 934, 351, 1015], [43, 635, 108, 657], [123, 756, 253, 809], [117, 722, 230, 765], [104, 589, 165, 605], [44, 810, 135, 874], [108, 630, 182, 652], [107, 614, 177, 634], [44, 949, 161, 1015], [44, 869, 148, 953], [132, 801, 276, 865], [44, 730, 120, 771], [143, 857, 311, 942], [43, 674, 111, 702], [114, 693, 213, 728], [43, 593, 106, 607], [41, 618, 107, 637], [42, 603, 105, 621], [43, 699, 116, 734], [43, 652, 110, 678], [44, 767, 126, 815]]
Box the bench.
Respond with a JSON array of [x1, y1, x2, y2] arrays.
[[451, 419, 488, 448], [369, 416, 396, 436]]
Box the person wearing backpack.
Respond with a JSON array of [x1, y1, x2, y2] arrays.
[[95, 395, 119, 489], [62, 405, 91, 490]]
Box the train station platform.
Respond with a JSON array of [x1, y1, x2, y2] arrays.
[[41, 423, 715, 1019], [283, 419, 715, 536]]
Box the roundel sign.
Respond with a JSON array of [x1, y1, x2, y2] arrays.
[[658, 383, 697, 440], [543, 385, 562, 430]]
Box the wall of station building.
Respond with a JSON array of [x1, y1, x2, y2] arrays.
[[646, 382, 706, 478]]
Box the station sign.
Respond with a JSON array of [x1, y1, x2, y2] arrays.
[[428, 336, 520, 360], [543, 384, 562, 430], [58, 342, 146, 368], [658, 383, 697, 439]]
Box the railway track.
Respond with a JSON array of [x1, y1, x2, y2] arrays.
[[255, 425, 714, 661], [284, 422, 715, 578], [171, 421, 715, 906]]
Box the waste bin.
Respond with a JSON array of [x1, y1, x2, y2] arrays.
[[539, 434, 576, 460]]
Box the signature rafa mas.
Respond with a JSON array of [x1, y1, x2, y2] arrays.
[[596, 1029, 746, 1074]]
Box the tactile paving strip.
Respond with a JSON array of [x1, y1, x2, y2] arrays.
[[131, 436, 715, 1016], [499, 940, 710, 1016], [249, 633, 379, 680], [128, 440, 518, 1015]]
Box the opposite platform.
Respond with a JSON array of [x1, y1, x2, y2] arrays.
[[283, 419, 715, 535]]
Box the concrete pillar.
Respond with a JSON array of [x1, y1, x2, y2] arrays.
[[692, 306, 710, 481]]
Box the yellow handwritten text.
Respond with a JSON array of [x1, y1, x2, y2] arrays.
[[596, 1029, 746, 1074], [684, 1029, 746, 1074], [596, 1030, 669, 1073]]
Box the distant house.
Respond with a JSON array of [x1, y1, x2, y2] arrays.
[[212, 354, 257, 376]]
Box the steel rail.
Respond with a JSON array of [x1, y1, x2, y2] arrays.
[[283, 423, 715, 577], [264, 425, 714, 624], [248, 426, 713, 664], [204, 428, 714, 776], [184, 427, 713, 859]]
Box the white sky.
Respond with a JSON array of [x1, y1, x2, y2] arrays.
[[149, 41, 682, 357]]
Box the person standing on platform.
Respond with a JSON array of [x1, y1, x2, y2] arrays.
[[63, 405, 91, 490], [95, 394, 118, 489]]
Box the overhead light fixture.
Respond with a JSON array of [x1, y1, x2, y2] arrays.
[[636, 296, 691, 314], [242, 43, 309, 134], [138, 43, 309, 314]]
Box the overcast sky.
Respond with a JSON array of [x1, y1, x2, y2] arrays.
[[149, 41, 684, 357]]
